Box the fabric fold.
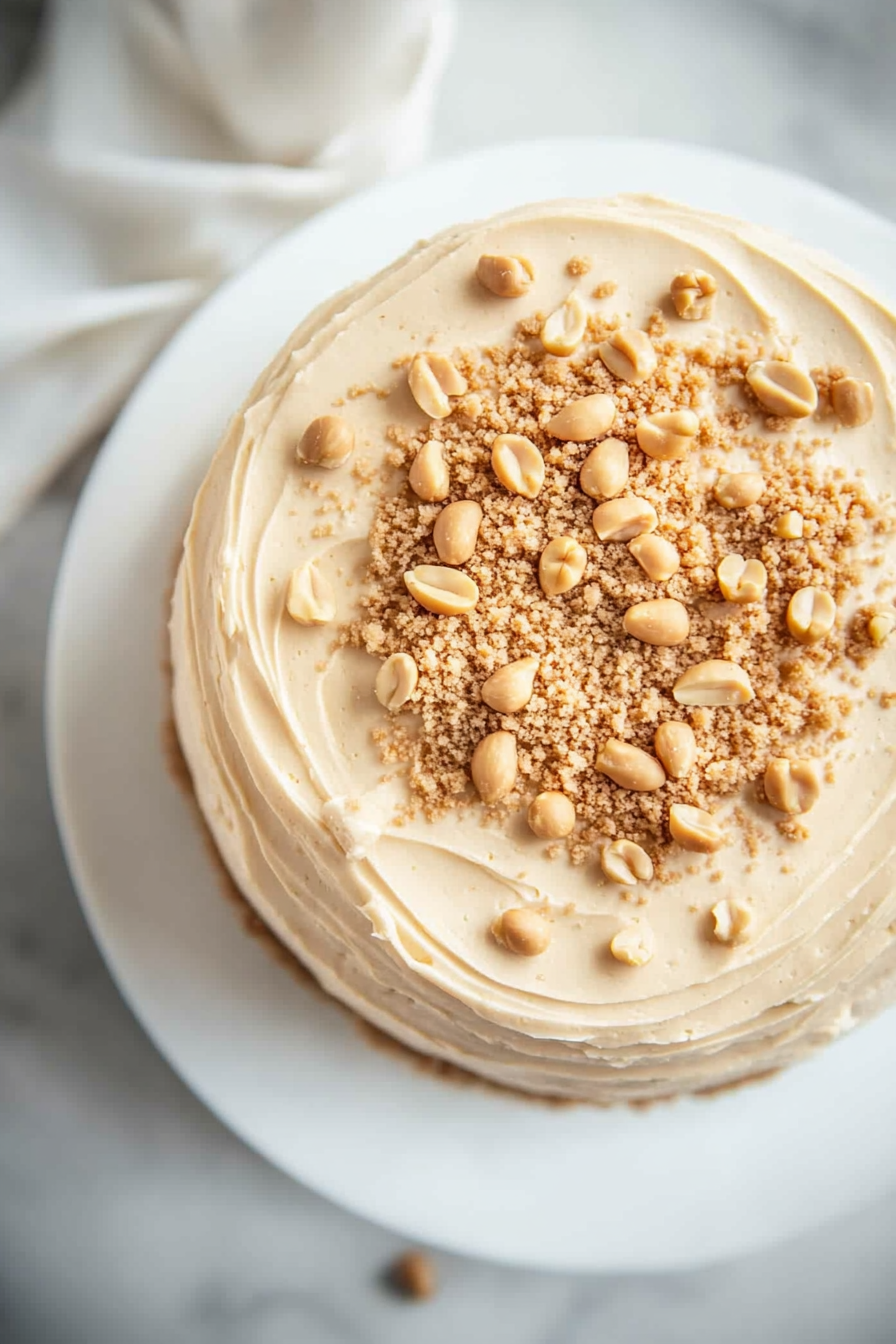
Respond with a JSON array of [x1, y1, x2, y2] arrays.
[[0, 0, 454, 532]]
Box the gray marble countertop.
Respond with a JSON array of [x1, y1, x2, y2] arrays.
[[3, 2, 896, 1341]]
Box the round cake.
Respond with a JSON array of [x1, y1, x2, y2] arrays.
[[171, 196, 896, 1104]]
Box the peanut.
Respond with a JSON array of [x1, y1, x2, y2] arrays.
[[297, 414, 354, 469], [404, 565, 479, 616], [746, 360, 817, 418], [480, 656, 539, 713], [654, 721, 697, 779], [596, 739, 666, 792], [541, 292, 587, 356], [623, 598, 690, 646], [546, 393, 616, 442], [408, 439, 450, 501], [432, 500, 482, 565], [491, 907, 551, 956], [786, 587, 836, 644], [601, 839, 654, 886], [491, 434, 545, 499], [597, 328, 657, 384], [375, 653, 418, 711], [592, 496, 658, 542], [669, 803, 723, 853], [539, 535, 587, 596], [636, 409, 699, 462], [285, 561, 336, 626], [673, 659, 754, 707], [471, 730, 517, 803], [527, 791, 576, 839], [763, 758, 820, 815], [476, 253, 535, 298]]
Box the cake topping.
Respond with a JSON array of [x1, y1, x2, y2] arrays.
[[297, 414, 354, 469], [408, 352, 467, 419], [286, 561, 336, 625], [592, 495, 658, 542], [545, 392, 616, 441], [669, 804, 723, 853], [597, 328, 657, 383], [714, 471, 766, 510], [527, 790, 576, 839], [746, 360, 818, 418], [772, 509, 804, 539], [786, 586, 836, 644], [432, 499, 483, 565], [628, 533, 680, 581], [635, 409, 699, 462], [654, 721, 697, 779], [711, 899, 752, 945], [622, 597, 690, 646], [596, 739, 666, 792], [673, 659, 754, 707], [579, 437, 629, 499], [541, 292, 588, 356], [404, 565, 479, 615], [601, 839, 654, 886], [831, 376, 874, 428], [716, 554, 768, 604], [670, 269, 717, 321], [610, 919, 655, 966], [375, 652, 419, 711], [348, 253, 890, 892], [763, 758, 821, 815], [471, 730, 518, 803], [491, 907, 551, 956], [480, 656, 539, 713], [539, 535, 588, 596], [491, 433, 545, 498], [476, 253, 535, 298], [408, 439, 450, 501]]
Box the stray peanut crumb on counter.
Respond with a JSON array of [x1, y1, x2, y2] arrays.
[[387, 1250, 438, 1301]]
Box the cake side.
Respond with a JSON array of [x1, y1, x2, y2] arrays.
[[171, 196, 896, 1104]]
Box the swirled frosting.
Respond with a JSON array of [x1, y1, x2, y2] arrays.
[[171, 198, 896, 1103]]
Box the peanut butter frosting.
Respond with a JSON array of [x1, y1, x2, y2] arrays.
[[170, 197, 896, 1104]]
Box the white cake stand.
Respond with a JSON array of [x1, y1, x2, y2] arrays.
[[47, 138, 896, 1272]]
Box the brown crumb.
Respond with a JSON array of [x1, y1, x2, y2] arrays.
[[343, 317, 890, 864], [567, 254, 592, 277], [387, 1250, 438, 1302], [592, 280, 618, 299]]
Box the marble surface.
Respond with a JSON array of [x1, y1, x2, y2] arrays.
[[3, 2, 896, 1340]]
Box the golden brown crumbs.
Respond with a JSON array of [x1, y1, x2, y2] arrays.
[[567, 254, 592, 277], [778, 818, 811, 842], [592, 280, 618, 299], [311, 523, 334, 538], [351, 455, 378, 485], [342, 316, 891, 864]]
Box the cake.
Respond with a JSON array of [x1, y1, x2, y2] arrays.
[[171, 197, 896, 1105]]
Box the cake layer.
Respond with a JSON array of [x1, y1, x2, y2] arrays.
[[171, 197, 896, 1103]]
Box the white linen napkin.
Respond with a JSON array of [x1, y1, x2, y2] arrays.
[[0, 0, 454, 532]]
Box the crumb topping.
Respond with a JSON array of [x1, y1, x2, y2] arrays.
[[343, 313, 894, 867]]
